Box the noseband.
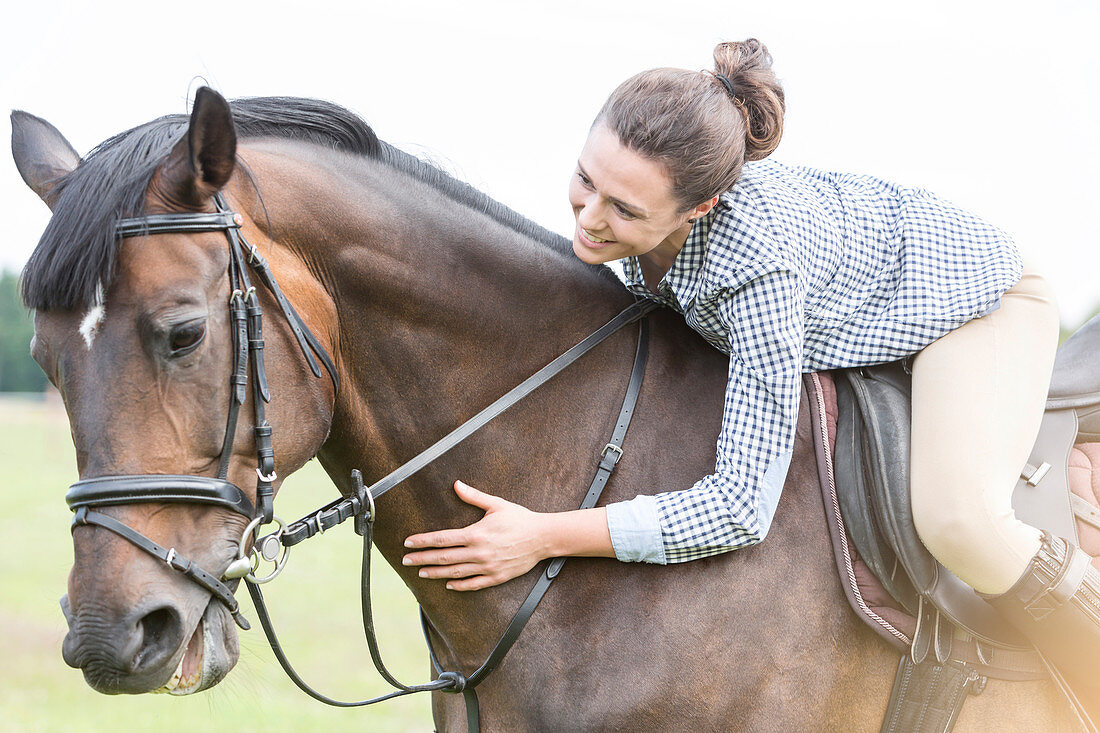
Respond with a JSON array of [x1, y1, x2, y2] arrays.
[[60, 191, 658, 731], [65, 193, 340, 630]]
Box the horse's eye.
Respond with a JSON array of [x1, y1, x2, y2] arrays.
[[169, 321, 206, 355]]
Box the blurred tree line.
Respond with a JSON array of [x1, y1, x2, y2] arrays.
[[0, 270, 46, 392]]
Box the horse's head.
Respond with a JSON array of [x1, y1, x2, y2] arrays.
[[12, 89, 337, 695]]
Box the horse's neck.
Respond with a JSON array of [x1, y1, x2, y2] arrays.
[[253, 147, 635, 664], [316, 186, 629, 451]]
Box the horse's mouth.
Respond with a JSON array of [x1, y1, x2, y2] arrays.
[[153, 616, 205, 694], [152, 599, 238, 695]]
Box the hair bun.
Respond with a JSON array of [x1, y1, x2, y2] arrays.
[[712, 39, 785, 161]]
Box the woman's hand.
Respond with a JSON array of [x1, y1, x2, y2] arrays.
[[402, 481, 551, 591]]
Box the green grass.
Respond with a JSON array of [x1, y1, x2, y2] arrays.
[[0, 395, 433, 732]]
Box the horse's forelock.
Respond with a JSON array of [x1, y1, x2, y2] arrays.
[[21, 118, 188, 312]]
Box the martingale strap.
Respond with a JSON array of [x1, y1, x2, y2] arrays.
[[244, 307, 654, 731], [438, 312, 653, 732]]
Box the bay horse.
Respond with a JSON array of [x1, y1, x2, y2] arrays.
[[11, 89, 1079, 731]]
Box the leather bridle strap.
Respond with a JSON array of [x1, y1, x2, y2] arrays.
[[66, 474, 256, 516], [111, 197, 339, 393], [114, 211, 239, 237]]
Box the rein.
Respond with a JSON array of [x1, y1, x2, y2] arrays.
[[62, 195, 658, 730]]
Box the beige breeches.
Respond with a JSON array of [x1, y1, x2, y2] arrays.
[[910, 271, 1060, 595]]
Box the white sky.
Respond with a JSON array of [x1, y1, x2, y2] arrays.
[[3, 0, 1098, 322]]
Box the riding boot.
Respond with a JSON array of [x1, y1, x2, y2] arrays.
[[983, 532, 1100, 727]]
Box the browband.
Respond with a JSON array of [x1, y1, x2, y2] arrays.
[[114, 211, 240, 238]]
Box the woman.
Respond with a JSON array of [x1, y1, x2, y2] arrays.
[[402, 40, 1098, 716]]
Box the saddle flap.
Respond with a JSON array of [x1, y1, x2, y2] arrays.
[[844, 365, 938, 592], [1012, 410, 1079, 545], [835, 363, 1028, 648]]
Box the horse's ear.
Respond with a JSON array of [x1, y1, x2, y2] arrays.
[[10, 111, 81, 210], [161, 87, 237, 206]]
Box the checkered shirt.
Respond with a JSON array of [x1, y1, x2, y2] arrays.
[[609, 159, 1022, 564]]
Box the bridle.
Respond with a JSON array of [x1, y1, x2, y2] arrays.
[[66, 192, 339, 630], [62, 193, 657, 731]]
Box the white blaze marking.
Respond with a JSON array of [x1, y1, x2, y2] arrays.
[[79, 282, 106, 349]]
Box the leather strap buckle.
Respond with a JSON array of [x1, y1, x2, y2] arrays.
[[601, 443, 623, 465]]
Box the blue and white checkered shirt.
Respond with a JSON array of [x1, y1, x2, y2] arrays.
[[605, 159, 1022, 564]]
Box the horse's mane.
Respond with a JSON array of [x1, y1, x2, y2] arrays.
[[22, 96, 605, 311]]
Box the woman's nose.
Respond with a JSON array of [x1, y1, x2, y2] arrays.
[[576, 198, 604, 231]]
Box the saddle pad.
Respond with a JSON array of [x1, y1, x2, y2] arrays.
[[806, 372, 916, 649], [1068, 443, 1100, 567]]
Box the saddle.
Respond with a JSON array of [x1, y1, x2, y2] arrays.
[[812, 312, 1100, 731]]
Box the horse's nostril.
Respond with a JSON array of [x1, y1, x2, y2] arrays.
[[131, 606, 182, 673], [141, 606, 175, 646]]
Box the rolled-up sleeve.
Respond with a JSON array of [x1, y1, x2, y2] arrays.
[[607, 266, 805, 564]]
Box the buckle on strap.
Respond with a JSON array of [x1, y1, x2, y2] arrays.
[[598, 443, 623, 472], [601, 443, 623, 464]]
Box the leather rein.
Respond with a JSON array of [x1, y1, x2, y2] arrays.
[[62, 194, 658, 730]]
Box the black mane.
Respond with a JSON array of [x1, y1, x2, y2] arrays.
[[21, 96, 582, 311]]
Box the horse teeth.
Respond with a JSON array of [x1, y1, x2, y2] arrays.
[[152, 658, 184, 694], [174, 671, 201, 693], [168, 620, 207, 695]]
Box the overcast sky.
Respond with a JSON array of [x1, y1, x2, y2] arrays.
[[3, 0, 1098, 322]]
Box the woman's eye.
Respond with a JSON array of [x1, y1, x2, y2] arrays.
[[577, 172, 593, 189], [614, 204, 637, 220], [168, 321, 206, 354]]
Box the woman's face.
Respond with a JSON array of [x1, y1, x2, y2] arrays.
[[568, 122, 697, 265]]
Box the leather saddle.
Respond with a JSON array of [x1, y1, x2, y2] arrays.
[[834, 312, 1100, 656]]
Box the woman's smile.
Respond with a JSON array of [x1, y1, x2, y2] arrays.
[[578, 226, 616, 247]]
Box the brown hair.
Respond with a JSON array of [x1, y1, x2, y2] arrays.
[[595, 39, 785, 211]]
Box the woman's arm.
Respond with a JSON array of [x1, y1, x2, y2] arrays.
[[402, 481, 614, 591], [405, 267, 806, 589]]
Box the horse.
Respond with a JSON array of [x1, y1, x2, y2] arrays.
[[11, 88, 1080, 731]]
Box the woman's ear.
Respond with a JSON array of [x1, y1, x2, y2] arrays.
[[686, 196, 719, 224], [694, 196, 719, 219]]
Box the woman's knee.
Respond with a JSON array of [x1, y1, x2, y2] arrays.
[[912, 490, 980, 562]]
